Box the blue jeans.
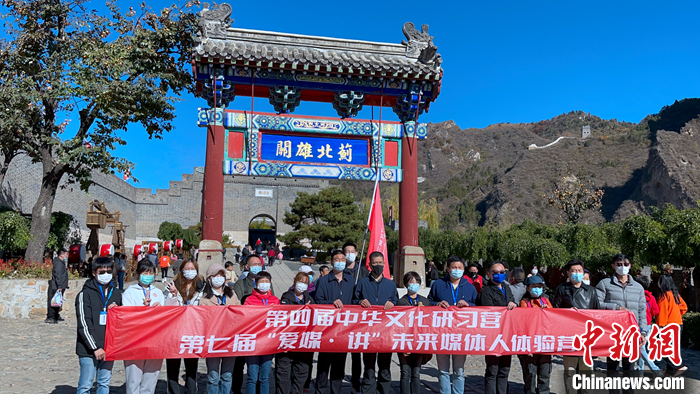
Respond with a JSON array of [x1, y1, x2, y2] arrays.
[[117, 271, 125, 290], [246, 355, 273, 394], [207, 357, 236, 394], [77, 357, 114, 394], [638, 345, 660, 371], [436, 353, 466, 394]]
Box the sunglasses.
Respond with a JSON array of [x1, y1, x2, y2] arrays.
[[97, 269, 113, 274], [491, 271, 506, 275], [615, 263, 630, 267]]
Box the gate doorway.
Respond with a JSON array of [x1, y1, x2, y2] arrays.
[[249, 215, 276, 251]]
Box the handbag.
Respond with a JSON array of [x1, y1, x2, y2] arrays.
[[51, 289, 63, 307]]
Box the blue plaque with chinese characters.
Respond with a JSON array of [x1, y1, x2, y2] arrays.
[[260, 134, 369, 166]]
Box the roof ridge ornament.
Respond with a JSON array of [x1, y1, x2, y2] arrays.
[[198, 2, 233, 39], [401, 22, 442, 68]]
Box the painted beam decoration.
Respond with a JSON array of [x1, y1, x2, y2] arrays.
[[198, 109, 428, 182]]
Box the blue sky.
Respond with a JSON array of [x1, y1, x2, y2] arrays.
[[112, 0, 700, 191]]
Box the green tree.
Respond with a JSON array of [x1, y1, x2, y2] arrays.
[[183, 222, 202, 249], [280, 187, 364, 252], [46, 212, 81, 251], [0, 210, 31, 254], [547, 176, 604, 224], [157, 221, 185, 242], [250, 217, 273, 230], [0, 0, 197, 262]]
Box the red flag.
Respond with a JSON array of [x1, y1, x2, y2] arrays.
[[366, 186, 390, 277]]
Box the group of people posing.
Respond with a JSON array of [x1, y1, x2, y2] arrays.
[[72, 242, 688, 394]]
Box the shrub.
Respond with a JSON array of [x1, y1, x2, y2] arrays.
[[0, 258, 53, 279], [681, 312, 700, 349]]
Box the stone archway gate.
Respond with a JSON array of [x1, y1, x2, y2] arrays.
[[192, 3, 444, 282]]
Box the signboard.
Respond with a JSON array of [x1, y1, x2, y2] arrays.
[[255, 189, 273, 198], [260, 134, 369, 166]]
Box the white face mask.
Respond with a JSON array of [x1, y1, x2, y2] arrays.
[[97, 273, 113, 285], [183, 270, 197, 280], [583, 280, 591, 286], [295, 282, 309, 293], [615, 265, 630, 276], [346, 253, 357, 263], [531, 269, 538, 275], [211, 277, 226, 288], [257, 282, 271, 292]]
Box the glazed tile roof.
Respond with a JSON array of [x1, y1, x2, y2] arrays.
[[194, 3, 443, 81]]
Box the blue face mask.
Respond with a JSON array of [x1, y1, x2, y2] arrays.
[[308, 275, 313, 282], [407, 283, 420, 294], [140, 274, 155, 286], [249, 265, 262, 275], [530, 287, 543, 297], [491, 273, 506, 284], [571, 272, 584, 283], [450, 269, 464, 279], [333, 262, 346, 272]]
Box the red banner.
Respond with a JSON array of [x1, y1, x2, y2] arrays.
[[105, 305, 637, 361]]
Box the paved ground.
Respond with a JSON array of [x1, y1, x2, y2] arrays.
[[1, 260, 698, 393]]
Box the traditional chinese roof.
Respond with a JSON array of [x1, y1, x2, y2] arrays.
[[194, 3, 443, 82]]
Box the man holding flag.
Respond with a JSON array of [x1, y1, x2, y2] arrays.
[[353, 251, 398, 394]]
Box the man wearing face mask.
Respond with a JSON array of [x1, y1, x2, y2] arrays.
[[47, 248, 70, 324], [342, 241, 367, 393], [595, 254, 646, 394], [552, 259, 601, 394], [75, 257, 122, 394], [353, 252, 398, 394], [427, 256, 477, 394], [478, 261, 518, 394], [233, 255, 275, 303], [315, 250, 356, 394]]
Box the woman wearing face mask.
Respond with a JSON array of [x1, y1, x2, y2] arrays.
[[397, 271, 430, 394], [199, 263, 241, 394], [427, 256, 478, 394], [121, 260, 164, 394], [276, 272, 315, 394], [477, 261, 517, 394], [164, 258, 204, 394], [244, 271, 280, 394], [517, 276, 552, 394], [294, 266, 317, 298]]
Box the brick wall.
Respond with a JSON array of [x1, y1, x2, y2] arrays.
[[1, 154, 327, 249]]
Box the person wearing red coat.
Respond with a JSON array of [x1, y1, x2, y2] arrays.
[[636, 276, 661, 372], [243, 271, 279, 394]]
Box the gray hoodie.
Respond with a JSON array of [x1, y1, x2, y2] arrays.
[[595, 275, 647, 334]]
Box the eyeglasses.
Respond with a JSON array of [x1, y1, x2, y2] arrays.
[[615, 263, 630, 267], [97, 269, 113, 275]]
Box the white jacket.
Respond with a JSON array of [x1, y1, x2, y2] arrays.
[[122, 283, 165, 307]]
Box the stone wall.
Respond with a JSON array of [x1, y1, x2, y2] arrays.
[[0, 278, 87, 319], [1, 154, 327, 250]]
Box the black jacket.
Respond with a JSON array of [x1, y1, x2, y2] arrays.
[[552, 281, 601, 310], [397, 293, 430, 306], [50, 257, 69, 290], [315, 272, 355, 305], [352, 275, 399, 306], [281, 289, 316, 305], [478, 281, 515, 307], [75, 278, 122, 358]]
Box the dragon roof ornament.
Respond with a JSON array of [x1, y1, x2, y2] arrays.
[[194, 3, 443, 79]]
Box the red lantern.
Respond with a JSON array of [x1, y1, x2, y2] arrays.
[[133, 244, 144, 257], [69, 244, 86, 264], [176, 239, 183, 249], [100, 244, 114, 257], [148, 243, 158, 254], [164, 241, 173, 252]]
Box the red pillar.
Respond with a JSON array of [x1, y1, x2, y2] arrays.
[[399, 132, 419, 249], [202, 122, 225, 242]]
